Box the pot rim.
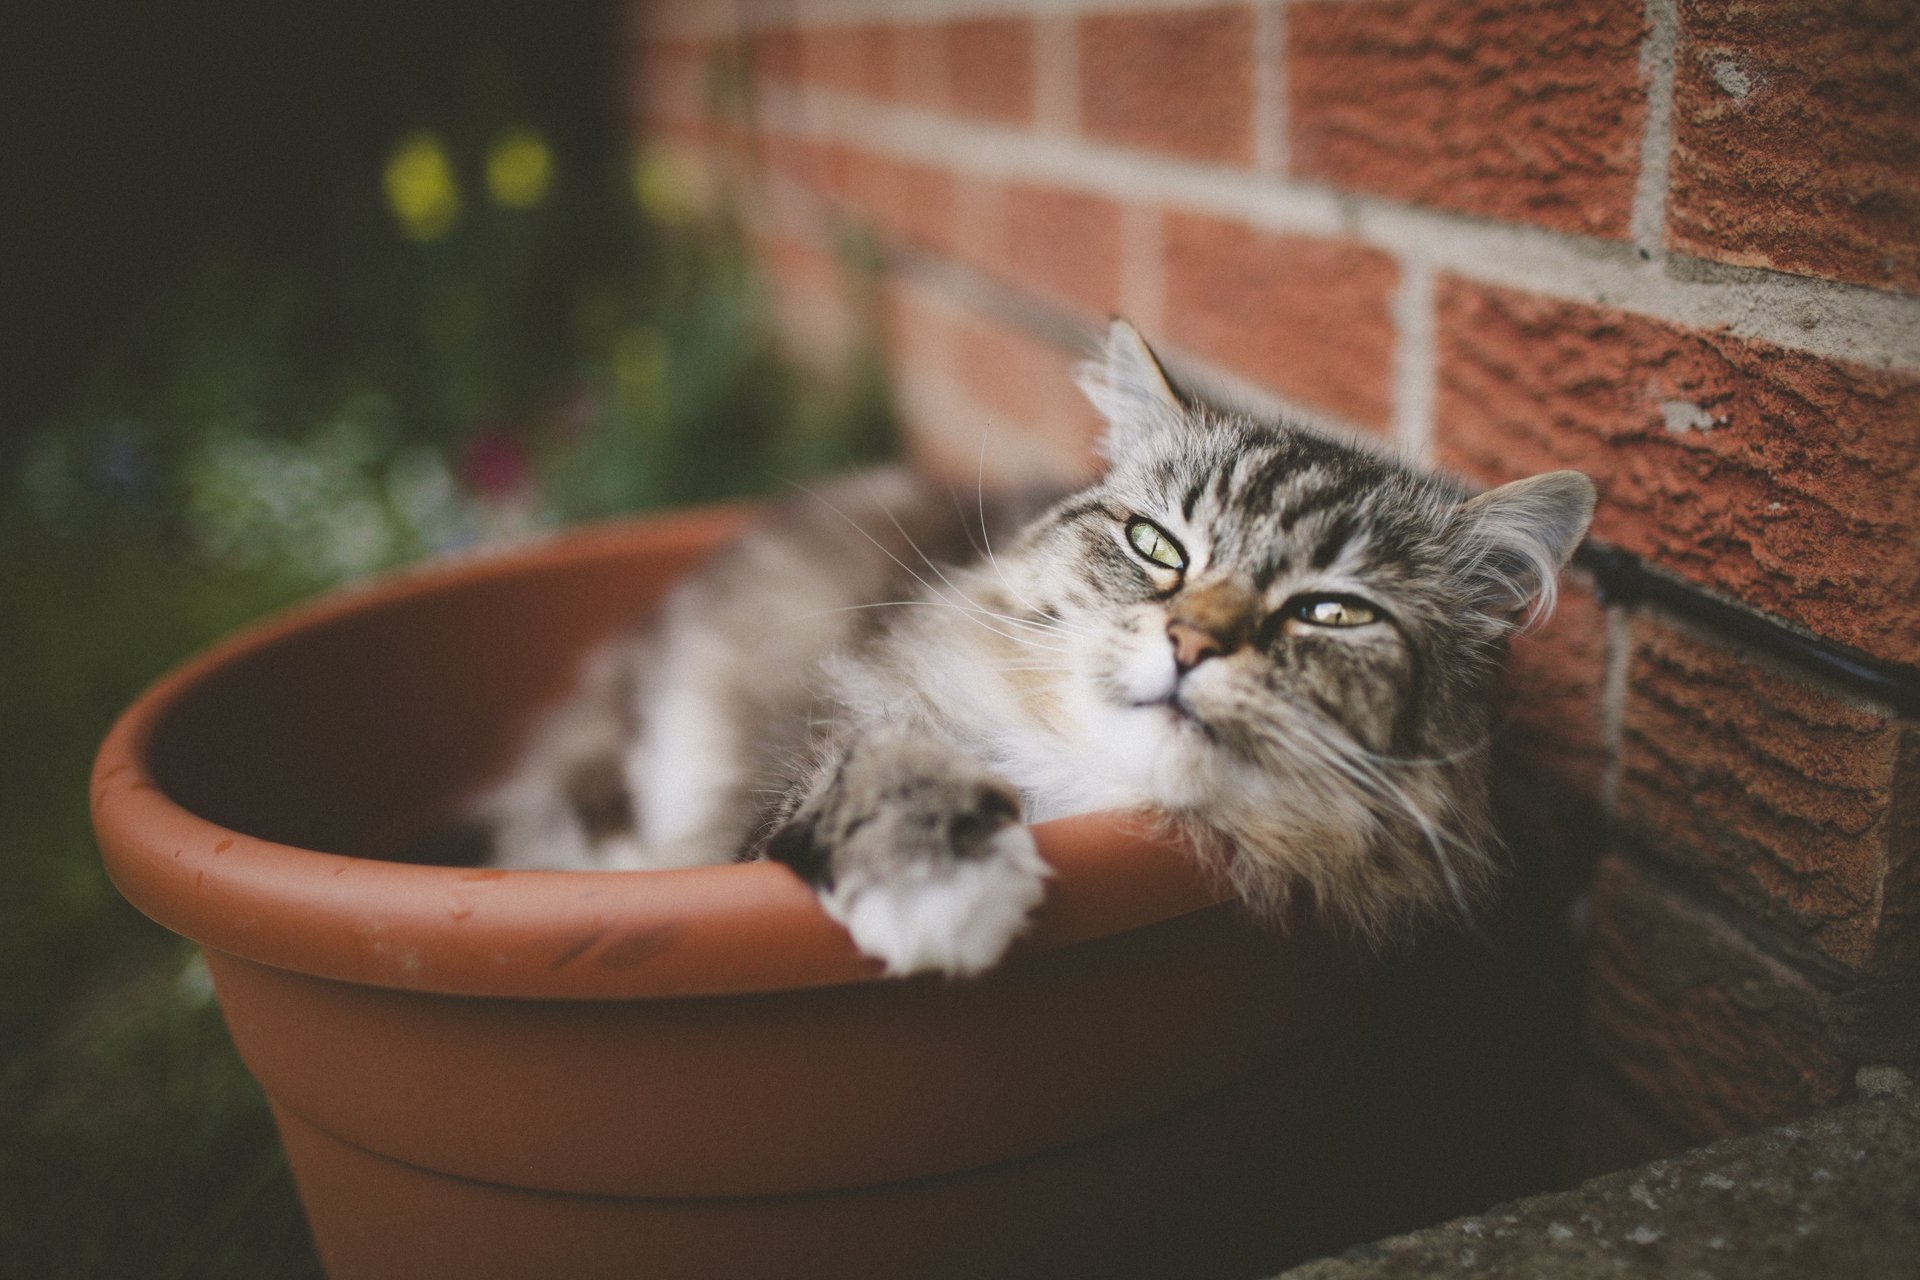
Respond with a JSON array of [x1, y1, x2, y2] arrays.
[[91, 504, 1231, 1001]]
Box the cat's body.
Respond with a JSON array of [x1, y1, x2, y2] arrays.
[[481, 323, 1595, 977]]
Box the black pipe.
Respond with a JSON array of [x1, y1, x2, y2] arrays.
[[1574, 542, 1920, 719]]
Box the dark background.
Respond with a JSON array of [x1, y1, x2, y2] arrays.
[[0, 5, 886, 1273], [2, 0, 622, 464]]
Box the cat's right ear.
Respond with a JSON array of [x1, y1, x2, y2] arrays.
[[1077, 319, 1186, 462], [1448, 470, 1596, 628]]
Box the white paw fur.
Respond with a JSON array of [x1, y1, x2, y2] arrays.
[[819, 827, 1051, 978]]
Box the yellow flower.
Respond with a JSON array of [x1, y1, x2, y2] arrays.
[[630, 145, 702, 224], [485, 127, 553, 208], [384, 133, 460, 241]]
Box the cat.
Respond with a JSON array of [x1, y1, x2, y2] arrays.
[[479, 320, 1595, 978]]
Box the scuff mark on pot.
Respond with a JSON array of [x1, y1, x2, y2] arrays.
[[596, 925, 681, 970], [551, 926, 610, 969], [214, 839, 234, 854]]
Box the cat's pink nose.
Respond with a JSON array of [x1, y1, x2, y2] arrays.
[[1168, 621, 1229, 672]]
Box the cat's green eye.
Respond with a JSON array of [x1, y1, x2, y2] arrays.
[[1125, 518, 1186, 571], [1290, 596, 1380, 628]]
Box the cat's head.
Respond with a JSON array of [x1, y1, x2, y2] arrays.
[[1020, 321, 1594, 934]]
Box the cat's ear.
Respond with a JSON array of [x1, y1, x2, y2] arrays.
[[1078, 319, 1185, 461], [1449, 471, 1596, 625]]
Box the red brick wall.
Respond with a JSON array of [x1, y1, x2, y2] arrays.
[[630, 0, 1919, 1179]]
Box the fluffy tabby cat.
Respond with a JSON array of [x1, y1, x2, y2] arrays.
[[480, 321, 1595, 977]]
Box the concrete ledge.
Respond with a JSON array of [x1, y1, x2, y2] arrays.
[[1280, 1072, 1920, 1279]]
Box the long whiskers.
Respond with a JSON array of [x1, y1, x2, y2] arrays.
[[776, 477, 1065, 655], [1250, 710, 1483, 925], [972, 440, 1056, 621], [798, 599, 1080, 655]]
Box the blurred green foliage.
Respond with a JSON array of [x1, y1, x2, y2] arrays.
[[5, 155, 893, 1042], [1, 952, 321, 1278], [2, 6, 893, 1271]]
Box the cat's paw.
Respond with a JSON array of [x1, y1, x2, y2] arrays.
[[819, 825, 1050, 979]]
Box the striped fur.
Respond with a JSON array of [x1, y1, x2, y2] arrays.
[[482, 322, 1594, 976]]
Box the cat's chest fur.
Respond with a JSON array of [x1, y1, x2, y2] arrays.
[[817, 565, 1147, 825]]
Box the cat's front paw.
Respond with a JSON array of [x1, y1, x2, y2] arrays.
[[819, 824, 1050, 978]]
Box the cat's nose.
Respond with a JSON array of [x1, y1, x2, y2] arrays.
[[1167, 620, 1231, 672]]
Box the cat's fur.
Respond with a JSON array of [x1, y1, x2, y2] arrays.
[[480, 322, 1595, 977]]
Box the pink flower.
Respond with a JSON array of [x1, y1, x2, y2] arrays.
[[461, 429, 531, 501]]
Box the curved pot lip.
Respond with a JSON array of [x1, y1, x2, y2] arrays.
[[92, 504, 1233, 1001]]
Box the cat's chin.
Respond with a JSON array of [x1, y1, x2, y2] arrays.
[[1079, 696, 1232, 810], [1126, 694, 1211, 737]]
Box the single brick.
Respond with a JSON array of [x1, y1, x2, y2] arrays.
[[946, 18, 1036, 125], [992, 182, 1125, 318], [1433, 279, 1920, 666], [1499, 575, 1612, 800], [1288, 0, 1647, 238], [891, 23, 951, 114], [1583, 855, 1852, 1143], [797, 23, 896, 99], [1667, 0, 1920, 293], [828, 148, 956, 253], [1617, 616, 1908, 970], [1079, 6, 1255, 165], [1161, 212, 1398, 432]]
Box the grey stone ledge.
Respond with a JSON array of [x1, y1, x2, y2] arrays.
[[1278, 1078, 1920, 1279]]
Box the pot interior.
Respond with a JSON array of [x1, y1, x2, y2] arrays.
[[146, 512, 746, 862]]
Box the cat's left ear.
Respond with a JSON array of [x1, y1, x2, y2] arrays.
[[1077, 319, 1186, 462], [1448, 471, 1597, 624]]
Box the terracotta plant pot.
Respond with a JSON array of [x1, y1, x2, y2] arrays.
[[92, 503, 1372, 1280]]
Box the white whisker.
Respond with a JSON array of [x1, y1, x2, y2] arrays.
[[776, 477, 1068, 655]]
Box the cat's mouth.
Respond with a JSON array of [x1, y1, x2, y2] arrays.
[[1130, 691, 1214, 737]]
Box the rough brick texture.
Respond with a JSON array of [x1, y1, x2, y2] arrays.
[[1162, 212, 1399, 432], [1079, 6, 1256, 166], [1288, 0, 1647, 238], [1667, 0, 1920, 294], [1583, 856, 1852, 1144], [1618, 617, 1911, 971], [1434, 279, 1920, 666]]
